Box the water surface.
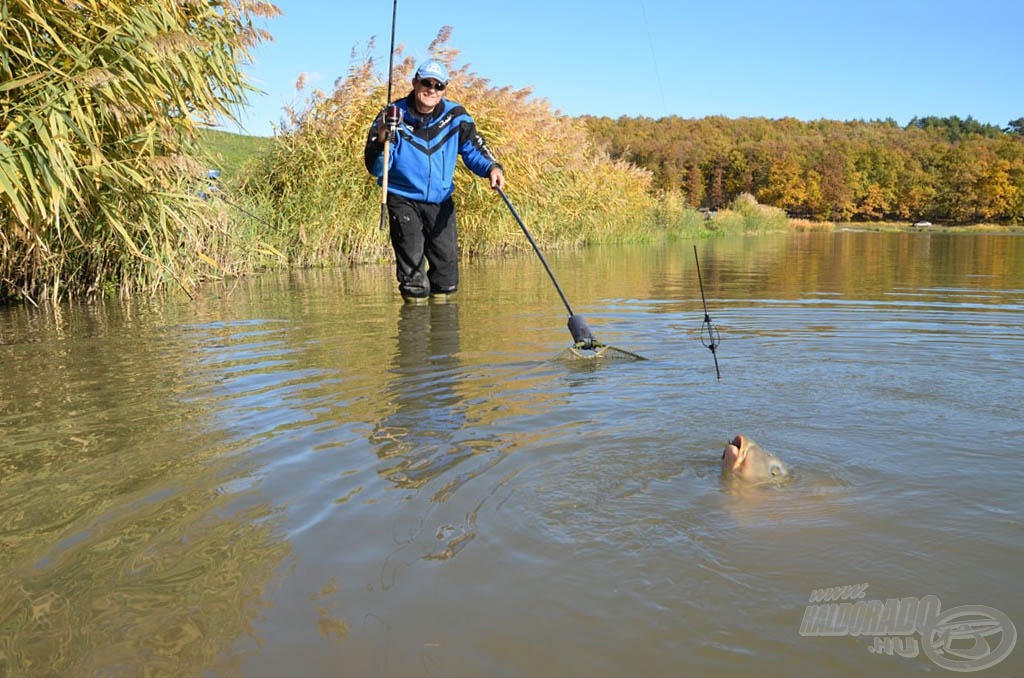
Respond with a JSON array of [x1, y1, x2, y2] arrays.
[[2, 231, 1022, 675]]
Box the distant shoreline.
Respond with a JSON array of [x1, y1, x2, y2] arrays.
[[788, 219, 1023, 234]]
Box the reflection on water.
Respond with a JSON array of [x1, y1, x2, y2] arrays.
[[374, 302, 467, 490], [1, 232, 1022, 675], [0, 306, 291, 674], [371, 302, 494, 561]]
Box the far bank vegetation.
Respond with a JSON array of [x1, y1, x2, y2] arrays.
[[584, 115, 1024, 225]]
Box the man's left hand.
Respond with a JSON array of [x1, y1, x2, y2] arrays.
[[489, 166, 505, 190]]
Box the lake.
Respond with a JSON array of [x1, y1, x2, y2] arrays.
[[1, 230, 1021, 676]]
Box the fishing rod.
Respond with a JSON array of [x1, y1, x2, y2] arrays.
[[693, 244, 722, 380], [378, 0, 399, 231], [497, 187, 600, 350]]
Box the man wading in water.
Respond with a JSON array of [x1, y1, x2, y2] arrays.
[[364, 59, 505, 303]]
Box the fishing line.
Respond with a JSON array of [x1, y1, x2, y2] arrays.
[[200, 170, 276, 229], [638, 0, 668, 115], [693, 245, 722, 380]]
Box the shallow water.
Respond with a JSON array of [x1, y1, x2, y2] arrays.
[[1, 231, 1022, 676]]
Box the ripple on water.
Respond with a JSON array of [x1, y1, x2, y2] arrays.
[[3, 234, 1023, 675]]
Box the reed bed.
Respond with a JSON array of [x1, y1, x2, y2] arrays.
[[3, 16, 793, 304], [788, 218, 837, 232], [1, 0, 280, 304], [240, 29, 729, 266]]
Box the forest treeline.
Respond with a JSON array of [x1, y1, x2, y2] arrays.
[[582, 115, 1024, 224]]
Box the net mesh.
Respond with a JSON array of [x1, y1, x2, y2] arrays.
[[557, 345, 647, 362]]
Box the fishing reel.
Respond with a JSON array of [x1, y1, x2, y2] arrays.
[[377, 105, 403, 143], [384, 104, 403, 130]]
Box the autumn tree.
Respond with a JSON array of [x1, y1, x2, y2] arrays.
[[584, 114, 1024, 224]]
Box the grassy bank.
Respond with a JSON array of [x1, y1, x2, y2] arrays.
[[787, 219, 1024, 233], [199, 129, 274, 180]]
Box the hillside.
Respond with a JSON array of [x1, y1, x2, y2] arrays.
[[198, 128, 274, 180]]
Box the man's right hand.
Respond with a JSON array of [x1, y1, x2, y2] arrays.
[[377, 104, 402, 141]]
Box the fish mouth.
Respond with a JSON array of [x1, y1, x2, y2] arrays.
[[721, 443, 736, 460], [723, 435, 745, 470]]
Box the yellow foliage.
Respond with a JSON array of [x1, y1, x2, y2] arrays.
[[1, 0, 282, 303], [243, 28, 692, 264]]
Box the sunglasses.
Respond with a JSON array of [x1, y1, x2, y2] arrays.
[[417, 79, 446, 91]]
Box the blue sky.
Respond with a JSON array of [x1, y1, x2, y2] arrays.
[[228, 0, 1023, 137]]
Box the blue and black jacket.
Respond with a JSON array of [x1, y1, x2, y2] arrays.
[[364, 93, 501, 204]]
